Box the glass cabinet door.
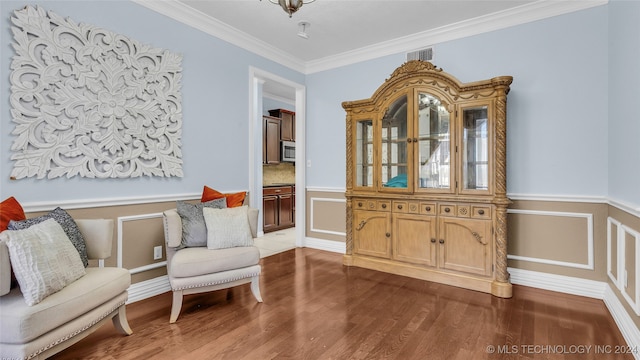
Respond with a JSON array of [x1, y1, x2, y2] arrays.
[[381, 95, 408, 189], [354, 118, 374, 188], [417, 92, 451, 191], [462, 106, 489, 191]]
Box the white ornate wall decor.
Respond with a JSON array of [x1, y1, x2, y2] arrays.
[[9, 6, 183, 179]]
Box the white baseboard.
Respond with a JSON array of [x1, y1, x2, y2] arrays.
[[303, 237, 346, 254], [510, 267, 640, 359], [126, 275, 171, 304], [508, 267, 607, 298]]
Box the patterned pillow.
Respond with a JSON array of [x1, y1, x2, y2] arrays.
[[1, 219, 85, 306], [8, 207, 88, 267], [204, 206, 254, 250], [176, 198, 227, 248]]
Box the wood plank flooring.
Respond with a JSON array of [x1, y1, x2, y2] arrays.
[[51, 248, 633, 360]]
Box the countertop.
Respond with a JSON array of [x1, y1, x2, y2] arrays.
[[263, 183, 294, 187]]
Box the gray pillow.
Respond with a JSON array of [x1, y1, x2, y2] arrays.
[[8, 207, 88, 267], [176, 198, 227, 247]]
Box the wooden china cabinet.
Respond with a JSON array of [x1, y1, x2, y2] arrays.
[[343, 61, 513, 298]]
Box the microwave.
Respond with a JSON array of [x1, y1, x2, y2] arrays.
[[281, 141, 295, 162]]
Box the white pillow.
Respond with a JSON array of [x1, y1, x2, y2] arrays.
[[2, 218, 85, 306], [203, 206, 254, 250]]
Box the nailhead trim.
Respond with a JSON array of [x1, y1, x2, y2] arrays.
[[173, 271, 260, 291]]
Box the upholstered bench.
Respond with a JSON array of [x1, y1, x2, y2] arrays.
[[0, 219, 132, 360]]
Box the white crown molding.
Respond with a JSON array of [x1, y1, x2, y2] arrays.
[[133, 0, 607, 75], [306, 0, 608, 73], [131, 0, 306, 73]]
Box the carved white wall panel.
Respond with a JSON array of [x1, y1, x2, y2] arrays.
[[9, 6, 183, 179]]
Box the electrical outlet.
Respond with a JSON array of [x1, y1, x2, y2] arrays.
[[153, 246, 162, 260]]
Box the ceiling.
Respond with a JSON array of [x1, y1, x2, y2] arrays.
[[136, 0, 606, 98], [177, 0, 535, 63]]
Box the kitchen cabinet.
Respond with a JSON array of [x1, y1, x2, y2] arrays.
[[263, 116, 281, 164], [268, 109, 295, 141], [343, 61, 513, 298], [263, 185, 294, 233]]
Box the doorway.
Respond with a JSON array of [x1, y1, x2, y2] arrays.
[[249, 67, 306, 249]]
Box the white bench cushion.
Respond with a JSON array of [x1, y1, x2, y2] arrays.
[[170, 246, 259, 278], [0, 267, 130, 344]]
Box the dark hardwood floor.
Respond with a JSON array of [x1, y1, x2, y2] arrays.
[[51, 248, 632, 360]]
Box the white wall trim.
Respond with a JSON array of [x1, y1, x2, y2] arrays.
[[608, 217, 623, 286], [132, 0, 306, 73], [307, 186, 346, 193], [117, 212, 164, 269], [126, 275, 171, 304], [507, 193, 608, 203], [603, 286, 640, 360], [303, 237, 346, 254], [509, 267, 640, 359], [130, 261, 167, 275], [619, 224, 640, 316], [508, 267, 606, 299], [310, 197, 347, 236], [507, 209, 594, 270], [138, 1, 606, 74]]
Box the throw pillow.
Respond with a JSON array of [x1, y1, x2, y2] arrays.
[[2, 218, 86, 306], [201, 186, 246, 208], [8, 207, 89, 267], [0, 196, 26, 231], [203, 206, 254, 250], [176, 198, 227, 248]]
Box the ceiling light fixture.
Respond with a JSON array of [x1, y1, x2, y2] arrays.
[[262, 0, 316, 18]]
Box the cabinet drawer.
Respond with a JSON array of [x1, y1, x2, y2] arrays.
[[393, 201, 420, 213], [354, 199, 379, 211], [377, 200, 391, 212], [420, 202, 437, 215], [439, 204, 456, 216], [471, 205, 491, 219], [263, 186, 292, 196]]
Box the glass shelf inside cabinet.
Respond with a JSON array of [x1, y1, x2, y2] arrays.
[[381, 95, 408, 189], [463, 106, 489, 190], [355, 118, 374, 188], [417, 93, 450, 190]]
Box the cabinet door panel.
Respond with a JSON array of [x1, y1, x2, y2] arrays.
[[278, 194, 294, 227], [263, 195, 278, 231], [265, 117, 281, 164], [393, 214, 436, 266], [353, 210, 391, 258], [439, 217, 492, 276]]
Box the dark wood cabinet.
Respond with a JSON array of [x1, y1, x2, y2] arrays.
[[268, 109, 295, 141], [263, 116, 281, 164], [263, 185, 295, 232], [263, 194, 278, 232]]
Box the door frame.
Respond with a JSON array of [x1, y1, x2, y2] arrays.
[[248, 66, 306, 247]]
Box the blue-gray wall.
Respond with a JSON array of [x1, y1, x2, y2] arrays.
[[306, 5, 611, 200], [2, 1, 639, 211], [0, 1, 304, 203], [608, 0, 640, 208]]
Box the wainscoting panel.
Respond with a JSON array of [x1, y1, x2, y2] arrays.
[[305, 189, 346, 243], [607, 213, 640, 316], [507, 209, 594, 269]]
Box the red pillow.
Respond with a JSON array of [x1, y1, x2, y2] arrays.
[[0, 196, 26, 231], [224, 192, 246, 208], [201, 186, 246, 208]]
